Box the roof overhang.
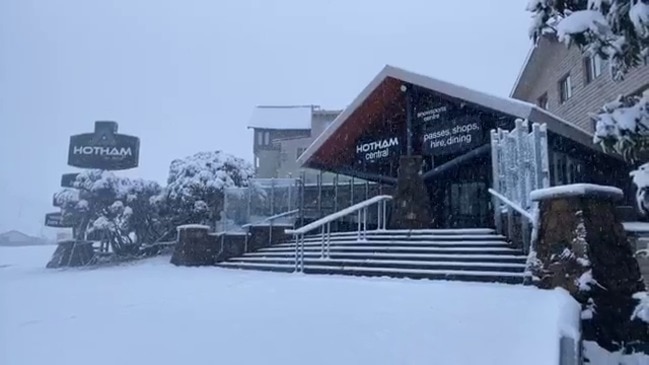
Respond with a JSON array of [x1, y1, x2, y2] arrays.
[[298, 65, 602, 171]]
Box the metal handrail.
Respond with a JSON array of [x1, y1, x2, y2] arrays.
[[488, 189, 533, 222], [488, 188, 535, 255], [287, 195, 393, 273], [241, 209, 300, 229]]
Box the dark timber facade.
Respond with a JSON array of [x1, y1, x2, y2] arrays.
[[298, 65, 632, 229]]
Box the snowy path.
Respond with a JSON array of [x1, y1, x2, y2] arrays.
[[0, 246, 578, 365]]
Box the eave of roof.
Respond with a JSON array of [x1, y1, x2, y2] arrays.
[[298, 64, 600, 169]]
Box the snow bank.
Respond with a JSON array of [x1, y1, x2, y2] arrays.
[[0, 246, 582, 365], [530, 183, 624, 201], [583, 340, 649, 365]]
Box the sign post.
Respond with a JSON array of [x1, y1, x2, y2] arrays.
[[68, 121, 140, 170], [44, 212, 73, 228], [60, 173, 80, 188]]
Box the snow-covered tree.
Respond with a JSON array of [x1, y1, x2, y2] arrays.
[[54, 170, 163, 255], [527, 0, 649, 160], [156, 151, 256, 228]]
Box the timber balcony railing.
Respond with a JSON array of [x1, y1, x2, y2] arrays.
[[488, 188, 535, 255], [286, 195, 393, 272]]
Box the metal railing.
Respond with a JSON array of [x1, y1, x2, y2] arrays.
[[488, 188, 535, 254], [286, 195, 393, 272], [218, 209, 300, 252]]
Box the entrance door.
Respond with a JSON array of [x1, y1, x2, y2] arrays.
[[444, 182, 489, 228]]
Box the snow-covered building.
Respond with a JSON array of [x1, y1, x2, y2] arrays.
[[511, 36, 649, 136], [247, 105, 344, 184], [296, 65, 633, 228]]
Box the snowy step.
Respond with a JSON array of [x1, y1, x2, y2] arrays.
[[258, 245, 521, 255], [299, 228, 496, 238], [297, 234, 507, 242], [228, 256, 526, 273], [216, 261, 526, 284], [272, 240, 510, 249], [243, 251, 528, 263]]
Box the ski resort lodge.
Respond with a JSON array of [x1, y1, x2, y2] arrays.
[[247, 62, 647, 228]]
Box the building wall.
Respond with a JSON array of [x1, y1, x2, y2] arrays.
[[253, 108, 344, 182], [512, 37, 649, 132], [252, 128, 310, 178]]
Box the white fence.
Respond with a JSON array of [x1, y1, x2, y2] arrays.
[[490, 119, 550, 250]]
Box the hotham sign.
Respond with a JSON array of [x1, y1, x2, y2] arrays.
[[68, 121, 140, 170], [356, 136, 400, 163], [421, 116, 483, 156]]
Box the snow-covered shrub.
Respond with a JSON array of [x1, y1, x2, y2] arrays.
[[53, 170, 163, 254], [156, 151, 255, 229]]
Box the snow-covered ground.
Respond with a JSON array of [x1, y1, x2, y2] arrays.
[[1, 246, 580, 365]]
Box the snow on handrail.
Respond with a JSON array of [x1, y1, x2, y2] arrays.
[[241, 209, 300, 228], [488, 188, 533, 222], [287, 195, 393, 235]]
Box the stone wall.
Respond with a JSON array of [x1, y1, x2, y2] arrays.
[[171, 224, 289, 266], [531, 184, 648, 354]]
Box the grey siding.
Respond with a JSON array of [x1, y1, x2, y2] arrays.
[[512, 37, 649, 132]]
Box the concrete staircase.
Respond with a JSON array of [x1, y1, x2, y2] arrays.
[[217, 228, 529, 284]]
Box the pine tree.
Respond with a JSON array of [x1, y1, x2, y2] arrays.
[[526, 0, 649, 161]]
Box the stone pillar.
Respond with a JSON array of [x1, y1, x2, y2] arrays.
[[530, 184, 648, 353], [389, 156, 432, 229], [171, 225, 218, 266]]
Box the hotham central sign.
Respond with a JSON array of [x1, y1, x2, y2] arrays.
[[356, 136, 400, 163], [68, 121, 140, 170]]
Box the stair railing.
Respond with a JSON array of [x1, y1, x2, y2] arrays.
[[488, 188, 535, 254], [239, 209, 301, 250], [286, 195, 393, 273]]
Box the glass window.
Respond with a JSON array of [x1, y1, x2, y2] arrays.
[[584, 54, 603, 83], [296, 147, 307, 159], [256, 131, 263, 145], [559, 74, 572, 103], [552, 152, 584, 185], [264, 131, 270, 145]]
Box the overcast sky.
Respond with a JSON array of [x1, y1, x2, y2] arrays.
[[0, 0, 532, 237]]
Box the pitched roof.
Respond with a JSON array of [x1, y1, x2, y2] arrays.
[[298, 65, 596, 168], [247, 105, 314, 130]]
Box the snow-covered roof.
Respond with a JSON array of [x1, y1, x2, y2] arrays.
[[298, 65, 597, 168], [247, 105, 313, 130]]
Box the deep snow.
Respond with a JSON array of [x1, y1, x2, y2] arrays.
[[1, 246, 580, 365]]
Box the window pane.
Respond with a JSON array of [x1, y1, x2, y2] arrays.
[[264, 132, 270, 145]]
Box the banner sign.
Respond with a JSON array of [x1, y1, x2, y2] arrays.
[[356, 136, 401, 164], [61, 173, 80, 188], [68, 121, 140, 170], [45, 212, 73, 228], [421, 116, 483, 156]]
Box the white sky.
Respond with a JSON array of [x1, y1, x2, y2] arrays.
[[0, 0, 533, 237]]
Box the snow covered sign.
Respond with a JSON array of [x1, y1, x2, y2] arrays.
[[44, 212, 73, 228], [68, 121, 140, 170]]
